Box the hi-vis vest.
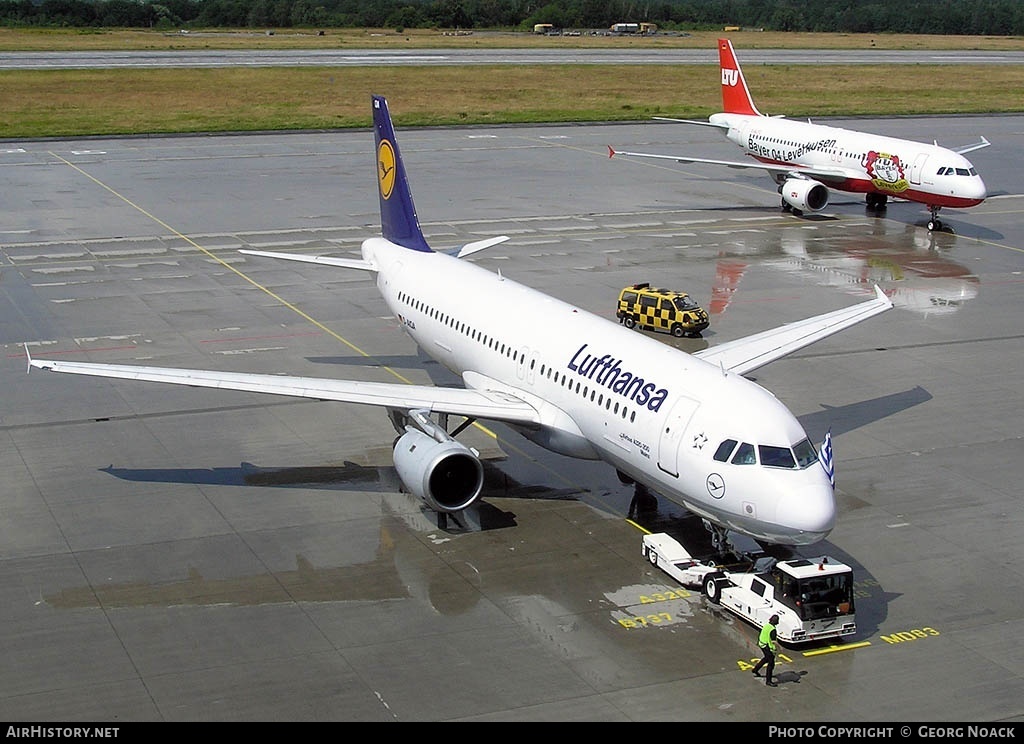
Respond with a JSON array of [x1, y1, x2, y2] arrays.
[[759, 622, 777, 651]]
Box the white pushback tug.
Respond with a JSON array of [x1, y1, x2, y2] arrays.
[[642, 532, 856, 644]]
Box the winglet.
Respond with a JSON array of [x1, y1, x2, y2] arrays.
[[874, 282, 894, 308], [24, 343, 54, 373], [372, 95, 432, 253], [718, 38, 762, 117]]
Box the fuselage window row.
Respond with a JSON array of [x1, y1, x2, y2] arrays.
[[398, 291, 636, 424], [751, 135, 918, 167]]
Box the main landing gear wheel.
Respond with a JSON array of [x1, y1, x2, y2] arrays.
[[628, 482, 658, 518], [866, 193, 888, 210]]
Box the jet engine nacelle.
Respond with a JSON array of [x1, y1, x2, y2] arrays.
[[393, 427, 484, 513], [781, 177, 829, 213]]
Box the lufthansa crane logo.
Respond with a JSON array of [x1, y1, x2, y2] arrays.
[[377, 139, 396, 200], [706, 473, 726, 499]]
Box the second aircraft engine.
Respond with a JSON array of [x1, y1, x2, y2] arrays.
[[780, 177, 829, 213]]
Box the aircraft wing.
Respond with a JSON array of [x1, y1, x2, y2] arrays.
[[693, 285, 893, 376], [952, 136, 990, 155], [26, 355, 542, 426], [608, 146, 850, 181]]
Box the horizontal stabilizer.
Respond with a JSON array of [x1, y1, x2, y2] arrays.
[[239, 249, 376, 272], [455, 235, 511, 259], [652, 116, 730, 129]]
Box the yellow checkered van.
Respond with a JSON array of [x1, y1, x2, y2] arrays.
[[616, 283, 709, 338]]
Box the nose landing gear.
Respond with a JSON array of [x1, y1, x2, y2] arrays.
[[927, 204, 951, 233], [703, 519, 736, 557]]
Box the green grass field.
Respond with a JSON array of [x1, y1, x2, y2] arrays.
[[1, 28, 1022, 138]]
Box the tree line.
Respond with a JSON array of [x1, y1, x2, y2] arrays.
[[2, 0, 1022, 36]]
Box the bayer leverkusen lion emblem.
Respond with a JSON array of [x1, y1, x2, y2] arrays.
[[863, 150, 909, 194]]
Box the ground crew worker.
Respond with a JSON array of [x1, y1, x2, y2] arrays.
[[752, 613, 779, 687]]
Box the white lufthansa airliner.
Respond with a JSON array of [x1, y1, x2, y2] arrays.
[[609, 38, 990, 232], [27, 95, 893, 550]]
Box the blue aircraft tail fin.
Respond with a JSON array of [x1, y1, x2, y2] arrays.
[[372, 95, 432, 253]]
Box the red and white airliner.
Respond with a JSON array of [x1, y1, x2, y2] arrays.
[[610, 38, 990, 232]]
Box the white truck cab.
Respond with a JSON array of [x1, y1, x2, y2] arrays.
[[642, 532, 856, 644]]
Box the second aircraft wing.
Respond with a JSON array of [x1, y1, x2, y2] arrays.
[[608, 145, 850, 181]]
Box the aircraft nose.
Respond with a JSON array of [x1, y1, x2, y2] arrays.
[[776, 484, 836, 544], [974, 177, 988, 201]]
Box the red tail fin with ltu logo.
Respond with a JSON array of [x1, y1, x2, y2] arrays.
[[718, 38, 762, 117]]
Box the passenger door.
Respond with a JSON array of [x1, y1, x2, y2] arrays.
[[657, 395, 700, 477]]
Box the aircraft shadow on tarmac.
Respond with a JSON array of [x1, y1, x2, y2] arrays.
[[97, 456, 592, 533], [797, 385, 932, 440]]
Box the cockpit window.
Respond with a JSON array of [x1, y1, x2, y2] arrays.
[[717, 438, 820, 469], [731, 442, 756, 465], [938, 166, 978, 177], [713, 439, 738, 462], [792, 438, 818, 468], [759, 444, 796, 469]]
